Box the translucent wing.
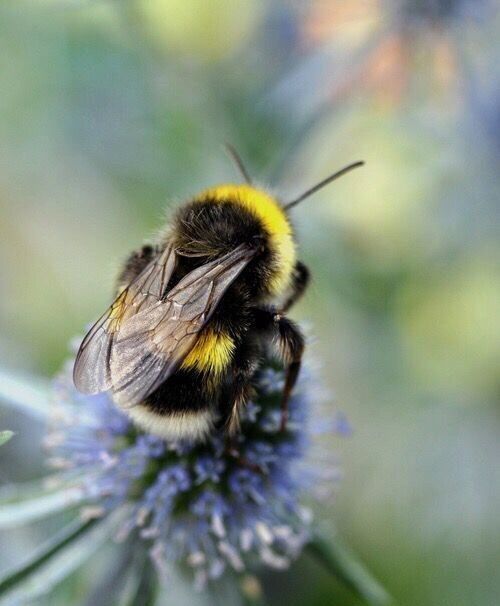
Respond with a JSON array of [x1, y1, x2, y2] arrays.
[[109, 244, 257, 408], [73, 245, 177, 394]]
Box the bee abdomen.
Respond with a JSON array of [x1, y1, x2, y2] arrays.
[[180, 329, 235, 376], [121, 367, 223, 441], [126, 405, 216, 441]]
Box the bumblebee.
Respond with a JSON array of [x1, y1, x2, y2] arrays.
[[73, 149, 363, 442]]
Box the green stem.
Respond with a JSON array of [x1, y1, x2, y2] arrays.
[[306, 531, 392, 606], [0, 517, 96, 597]]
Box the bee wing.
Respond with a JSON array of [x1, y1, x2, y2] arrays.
[[73, 245, 177, 394], [109, 244, 257, 408]]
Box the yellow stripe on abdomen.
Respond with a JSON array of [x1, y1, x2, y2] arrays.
[[181, 329, 235, 376]]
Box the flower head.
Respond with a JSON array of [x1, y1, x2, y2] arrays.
[[45, 351, 343, 588]]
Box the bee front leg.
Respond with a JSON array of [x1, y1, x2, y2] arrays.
[[116, 244, 157, 288], [252, 308, 305, 432], [281, 261, 310, 313]]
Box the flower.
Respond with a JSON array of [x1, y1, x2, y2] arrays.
[[0, 345, 389, 605], [43, 349, 342, 591]]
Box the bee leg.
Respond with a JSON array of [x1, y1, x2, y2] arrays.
[[281, 261, 310, 313], [225, 438, 265, 475], [252, 309, 305, 432], [221, 344, 265, 473], [116, 244, 156, 287], [225, 435, 240, 458], [275, 315, 305, 431], [222, 346, 259, 436]]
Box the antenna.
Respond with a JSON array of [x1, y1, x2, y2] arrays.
[[223, 143, 252, 184], [284, 161, 364, 210]]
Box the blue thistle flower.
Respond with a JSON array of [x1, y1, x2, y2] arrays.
[[0, 349, 390, 605], [42, 350, 342, 590]]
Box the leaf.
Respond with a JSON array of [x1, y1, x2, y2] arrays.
[[0, 509, 124, 605], [0, 431, 14, 447], [0, 486, 84, 529], [124, 554, 158, 606], [0, 517, 95, 600], [85, 542, 161, 606], [115, 555, 150, 606], [0, 474, 74, 504], [0, 368, 51, 420], [82, 542, 135, 606], [306, 531, 392, 606]]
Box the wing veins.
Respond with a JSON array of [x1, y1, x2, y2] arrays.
[[108, 244, 257, 407]]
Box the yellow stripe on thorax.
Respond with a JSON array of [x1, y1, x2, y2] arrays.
[[196, 184, 296, 296], [181, 329, 235, 376]]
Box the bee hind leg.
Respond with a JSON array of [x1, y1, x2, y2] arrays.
[[275, 315, 304, 431], [252, 308, 305, 432]]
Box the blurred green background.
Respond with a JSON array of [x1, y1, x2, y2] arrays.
[[0, 1, 499, 605]]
